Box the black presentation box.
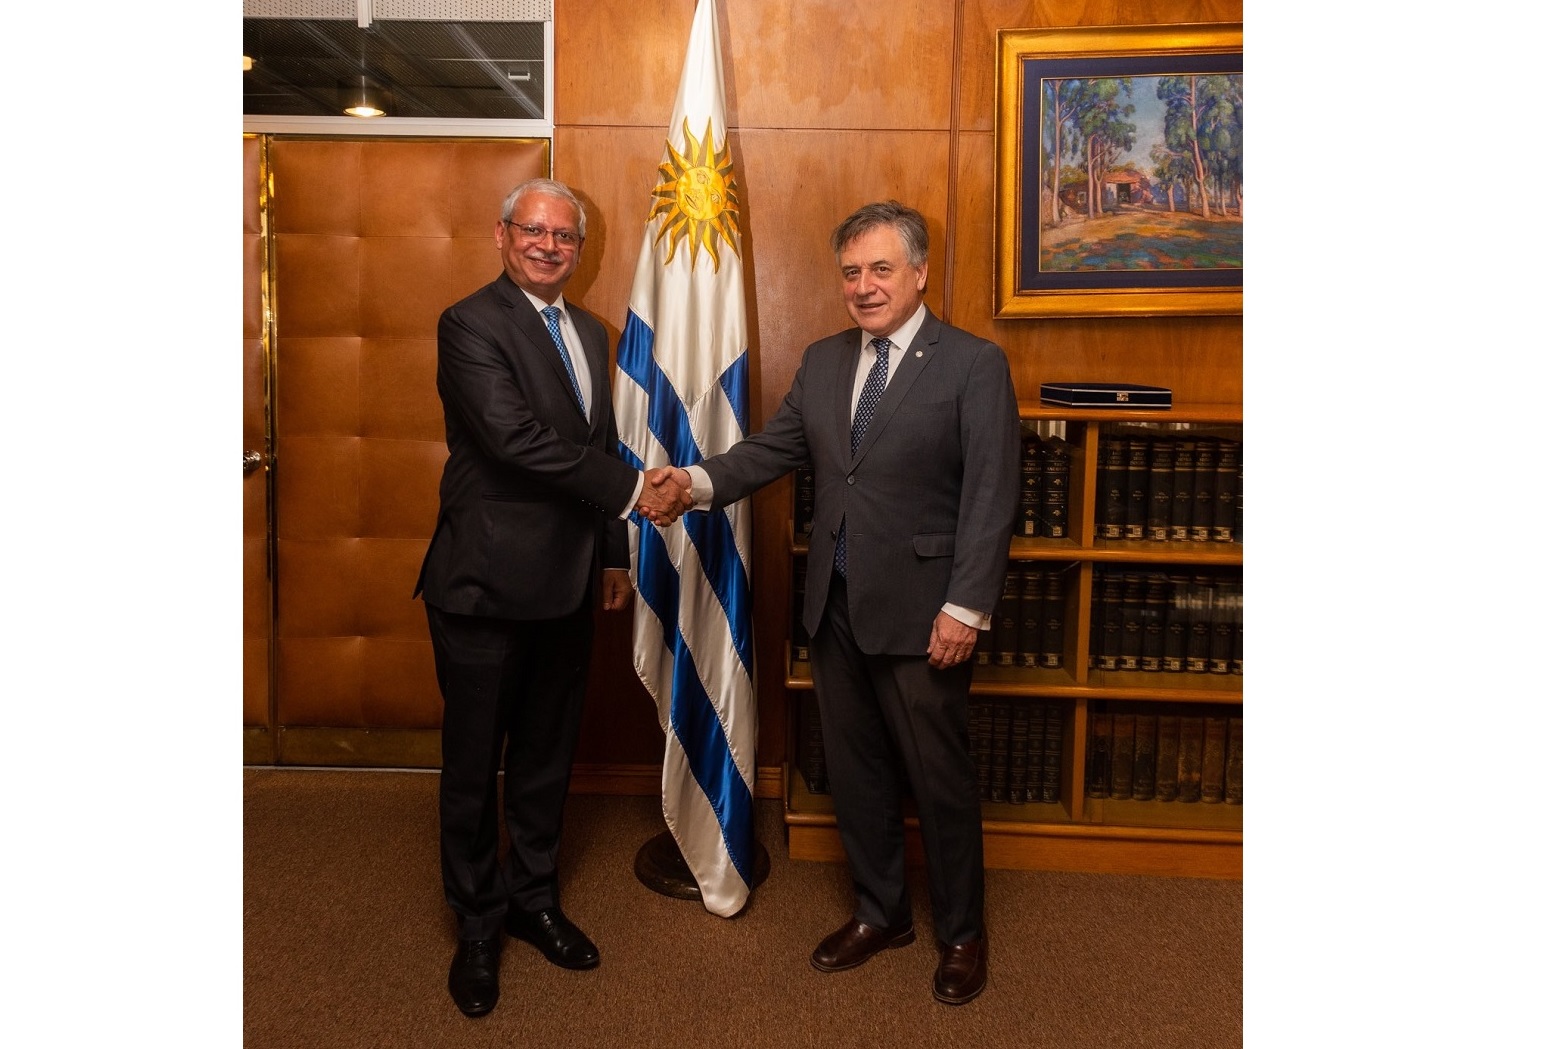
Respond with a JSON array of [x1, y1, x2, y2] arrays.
[[1039, 382, 1172, 410]]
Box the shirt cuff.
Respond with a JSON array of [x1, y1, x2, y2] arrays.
[[619, 471, 645, 520], [684, 464, 714, 510], [942, 602, 990, 631]]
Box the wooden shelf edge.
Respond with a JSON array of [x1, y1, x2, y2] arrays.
[[786, 821, 1241, 879], [786, 668, 1240, 704]]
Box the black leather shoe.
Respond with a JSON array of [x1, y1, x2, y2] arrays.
[[933, 939, 987, 1005], [447, 938, 501, 1017], [810, 918, 916, 972], [504, 907, 600, 970]]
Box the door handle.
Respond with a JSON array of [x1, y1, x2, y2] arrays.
[[244, 449, 265, 476]]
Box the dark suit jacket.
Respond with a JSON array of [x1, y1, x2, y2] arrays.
[[415, 273, 638, 620], [701, 307, 1019, 655]]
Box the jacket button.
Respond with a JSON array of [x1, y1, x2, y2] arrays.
[[846, 475, 855, 485]]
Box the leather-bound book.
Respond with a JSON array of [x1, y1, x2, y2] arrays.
[[1017, 428, 1043, 538], [1145, 437, 1174, 541], [1140, 572, 1166, 673], [1023, 702, 1046, 804], [1176, 715, 1204, 802], [1119, 572, 1144, 672], [1155, 714, 1181, 801], [1041, 703, 1064, 803], [1039, 435, 1072, 539], [1006, 701, 1030, 804], [1224, 715, 1243, 804], [1162, 572, 1188, 673], [1170, 437, 1197, 541], [1212, 439, 1239, 542], [1086, 705, 1113, 799], [1123, 436, 1149, 541], [1185, 574, 1213, 674], [1200, 715, 1229, 803], [1096, 436, 1127, 541], [1017, 566, 1043, 670], [1040, 566, 1066, 670], [1191, 437, 1218, 542], [996, 569, 1022, 669], [1095, 568, 1122, 672], [1109, 712, 1137, 800], [1132, 713, 1158, 801]]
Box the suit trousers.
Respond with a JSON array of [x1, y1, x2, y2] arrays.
[[426, 600, 594, 941], [809, 575, 986, 946]]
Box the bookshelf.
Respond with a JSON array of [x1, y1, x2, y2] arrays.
[[783, 400, 1243, 880]]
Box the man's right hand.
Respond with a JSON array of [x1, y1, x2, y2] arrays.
[[637, 466, 693, 525]]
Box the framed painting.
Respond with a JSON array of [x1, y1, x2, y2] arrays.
[[995, 23, 1242, 318]]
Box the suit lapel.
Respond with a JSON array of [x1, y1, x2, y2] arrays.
[[494, 275, 589, 421]]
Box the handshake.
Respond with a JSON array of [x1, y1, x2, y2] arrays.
[[635, 465, 694, 526]]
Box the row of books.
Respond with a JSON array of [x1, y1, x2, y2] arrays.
[[1096, 428, 1241, 543], [1091, 566, 1242, 676], [796, 693, 1066, 805], [973, 698, 1065, 804], [1016, 428, 1073, 539], [1087, 707, 1241, 804], [979, 564, 1071, 670]]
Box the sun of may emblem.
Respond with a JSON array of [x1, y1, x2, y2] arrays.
[[648, 117, 742, 270]]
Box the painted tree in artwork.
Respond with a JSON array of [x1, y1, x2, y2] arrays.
[[1148, 142, 1192, 213], [1041, 77, 1135, 226], [1157, 74, 1242, 219], [1077, 79, 1137, 218]]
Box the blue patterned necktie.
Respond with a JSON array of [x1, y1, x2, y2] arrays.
[[541, 305, 586, 415], [834, 337, 891, 578]]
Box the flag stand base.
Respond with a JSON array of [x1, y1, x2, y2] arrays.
[[633, 830, 771, 902]]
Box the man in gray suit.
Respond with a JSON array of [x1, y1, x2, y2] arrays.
[[664, 200, 1019, 1004], [415, 178, 689, 1018]]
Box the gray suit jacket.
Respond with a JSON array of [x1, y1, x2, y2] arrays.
[[701, 308, 1019, 655], [415, 273, 638, 620]]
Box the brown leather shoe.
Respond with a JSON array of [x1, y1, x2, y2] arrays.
[[810, 917, 916, 972], [933, 939, 987, 1005]]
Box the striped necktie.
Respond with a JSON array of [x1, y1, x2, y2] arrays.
[[541, 305, 586, 414], [834, 337, 891, 577]]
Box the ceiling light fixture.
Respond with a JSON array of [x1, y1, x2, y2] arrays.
[[342, 75, 387, 118]]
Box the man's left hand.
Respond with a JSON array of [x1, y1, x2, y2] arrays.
[[601, 569, 633, 611], [927, 611, 978, 669]]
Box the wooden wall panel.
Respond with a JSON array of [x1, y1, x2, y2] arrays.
[[955, 1, 1245, 132], [557, 0, 956, 131]]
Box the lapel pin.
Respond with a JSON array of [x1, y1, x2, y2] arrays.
[[915, 350, 923, 358]]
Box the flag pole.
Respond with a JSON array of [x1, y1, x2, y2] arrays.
[[614, 0, 762, 918]]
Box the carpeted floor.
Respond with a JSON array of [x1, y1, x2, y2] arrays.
[[244, 768, 1240, 1048]]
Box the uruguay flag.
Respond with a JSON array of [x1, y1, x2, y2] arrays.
[[614, 0, 756, 918]]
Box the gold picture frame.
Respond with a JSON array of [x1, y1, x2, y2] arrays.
[[995, 23, 1243, 319]]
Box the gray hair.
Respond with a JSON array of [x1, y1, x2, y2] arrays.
[[830, 200, 928, 267], [500, 177, 587, 239]]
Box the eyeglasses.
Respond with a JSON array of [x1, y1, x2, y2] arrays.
[[504, 220, 583, 247]]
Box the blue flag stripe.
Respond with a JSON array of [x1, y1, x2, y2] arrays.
[[618, 310, 753, 673], [635, 512, 755, 885]]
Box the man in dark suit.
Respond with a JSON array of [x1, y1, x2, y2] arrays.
[[415, 177, 689, 1018], [665, 200, 1019, 1005]]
